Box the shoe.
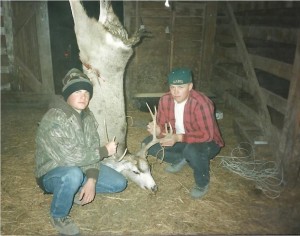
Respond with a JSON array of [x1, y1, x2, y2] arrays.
[[50, 216, 80, 235], [165, 159, 187, 173], [191, 185, 209, 199]]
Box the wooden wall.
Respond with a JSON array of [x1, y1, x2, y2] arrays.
[[6, 1, 54, 94], [212, 1, 300, 186], [124, 1, 216, 99]]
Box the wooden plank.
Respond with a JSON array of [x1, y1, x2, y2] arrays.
[[198, 2, 218, 91], [174, 17, 203, 25], [217, 24, 297, 45], [173, 38, 202, 46], [35, 1, 54, 93], [1, 92, 51, 107], [1, 66, 9, 74], [2, 1, 14, 65], [240, 26, 297, 45], [175, 2, 205, 16], [13, 2, 42, 88], [216, 46, 293, 81], [140, 8, 172, 17], [233, 117, 264, 145], [226, 91, 281, 141], [250, 54, 293, 81], [279, 30, 300, 186], [261, 87, 287, 115], [224, 91, 261, 125], [169, 7, 175, 71], [214, 64, 287, 115], [173, 25, 203, 38], [215, 34, 234, 45], [214, 64, 244, 88], [227, 1, 300, 12], [140, 1, 168, 9], [15, 56, 44, 92]]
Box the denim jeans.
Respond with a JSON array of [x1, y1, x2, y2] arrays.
[[41, 163, 127, 218], [143, 135, 221, 188]]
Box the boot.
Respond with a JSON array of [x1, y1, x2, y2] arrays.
[[50, 216, 80, 235], [191, 185, 209, 199]]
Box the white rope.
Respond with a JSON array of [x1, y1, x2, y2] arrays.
[[219, 142, 284, 199]]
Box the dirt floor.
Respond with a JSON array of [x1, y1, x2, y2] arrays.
[[1, 101, 300, 235]]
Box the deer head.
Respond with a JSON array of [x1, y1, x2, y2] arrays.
[[102, 103, 172, 193]]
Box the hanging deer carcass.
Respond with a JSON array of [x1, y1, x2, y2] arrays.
[[69, 0, 157, 191]]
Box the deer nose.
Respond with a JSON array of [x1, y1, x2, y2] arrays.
[[151, 185, 158, 192]]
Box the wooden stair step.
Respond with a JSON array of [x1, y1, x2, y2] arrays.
[[233, 117, 268, 146]]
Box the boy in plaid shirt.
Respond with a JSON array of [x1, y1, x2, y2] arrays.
[[143, 68, 224, 198]]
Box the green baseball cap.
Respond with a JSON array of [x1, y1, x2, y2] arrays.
[[168, 68, 192, 85]]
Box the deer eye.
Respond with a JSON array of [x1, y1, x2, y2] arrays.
[[133, 171, 140, 175]]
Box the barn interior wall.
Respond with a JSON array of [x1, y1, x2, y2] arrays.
[[211, 1, 300, 184], [10, 1, 54, 94], [2, 1, 299, 184], [124, 1, 208, 105]]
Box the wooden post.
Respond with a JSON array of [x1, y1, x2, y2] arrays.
[[197, 2, 218, 91], [35, 1, 54, 93], [225, 2, 275, 149], [2, 1, 14, 68], [279, 30, 300, 187], [169, 4, 176, 72]]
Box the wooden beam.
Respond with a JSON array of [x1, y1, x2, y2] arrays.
[[224, 91, 261, 125], [214, 64, 244, 88], [250, 54, 293, 81], [233, 117, 264, 145], [15, 57, 48, 93], [214, 64, 287, 115], [216, 46, 293, 81], [35, 1, 54, 93], [169, 4, 176, 72], [198, 2, 217, 91], [241, 26, 297, 45], [2, 1, 14, 65], [279, 30, 300, 187], [261, 88, 287, 115], [226, 2, 273, 143], [217, 24, 298, 44]]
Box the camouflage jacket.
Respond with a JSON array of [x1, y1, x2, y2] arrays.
[[35, 96, 107, 180]]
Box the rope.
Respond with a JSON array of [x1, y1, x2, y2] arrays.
[[219, 142, 284, 199]]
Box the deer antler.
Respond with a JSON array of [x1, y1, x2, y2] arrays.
[[103, 119, 127, 162], [136, 103, 173, 159]]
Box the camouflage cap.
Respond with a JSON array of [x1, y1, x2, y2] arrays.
[[62, 68, 93, 101]]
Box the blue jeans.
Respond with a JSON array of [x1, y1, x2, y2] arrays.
[[143, 136, 221, 188], [40, 164, 127, 218]]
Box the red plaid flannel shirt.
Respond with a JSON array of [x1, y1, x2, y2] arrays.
[[156, 90, 224, 147]]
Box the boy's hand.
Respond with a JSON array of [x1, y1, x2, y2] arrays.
[[78, 178, 96, 205], [147, 121, 161, 137], [160, 134, 182, 147], [105, 136, 118, 156]]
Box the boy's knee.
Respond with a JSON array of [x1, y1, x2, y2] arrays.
[[62, 167, 83, 189], [115, 176, 127, 192]]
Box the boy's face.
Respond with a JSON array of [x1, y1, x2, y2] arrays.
[[67, 90, 90, 113], [169, 83, 193, 103]]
